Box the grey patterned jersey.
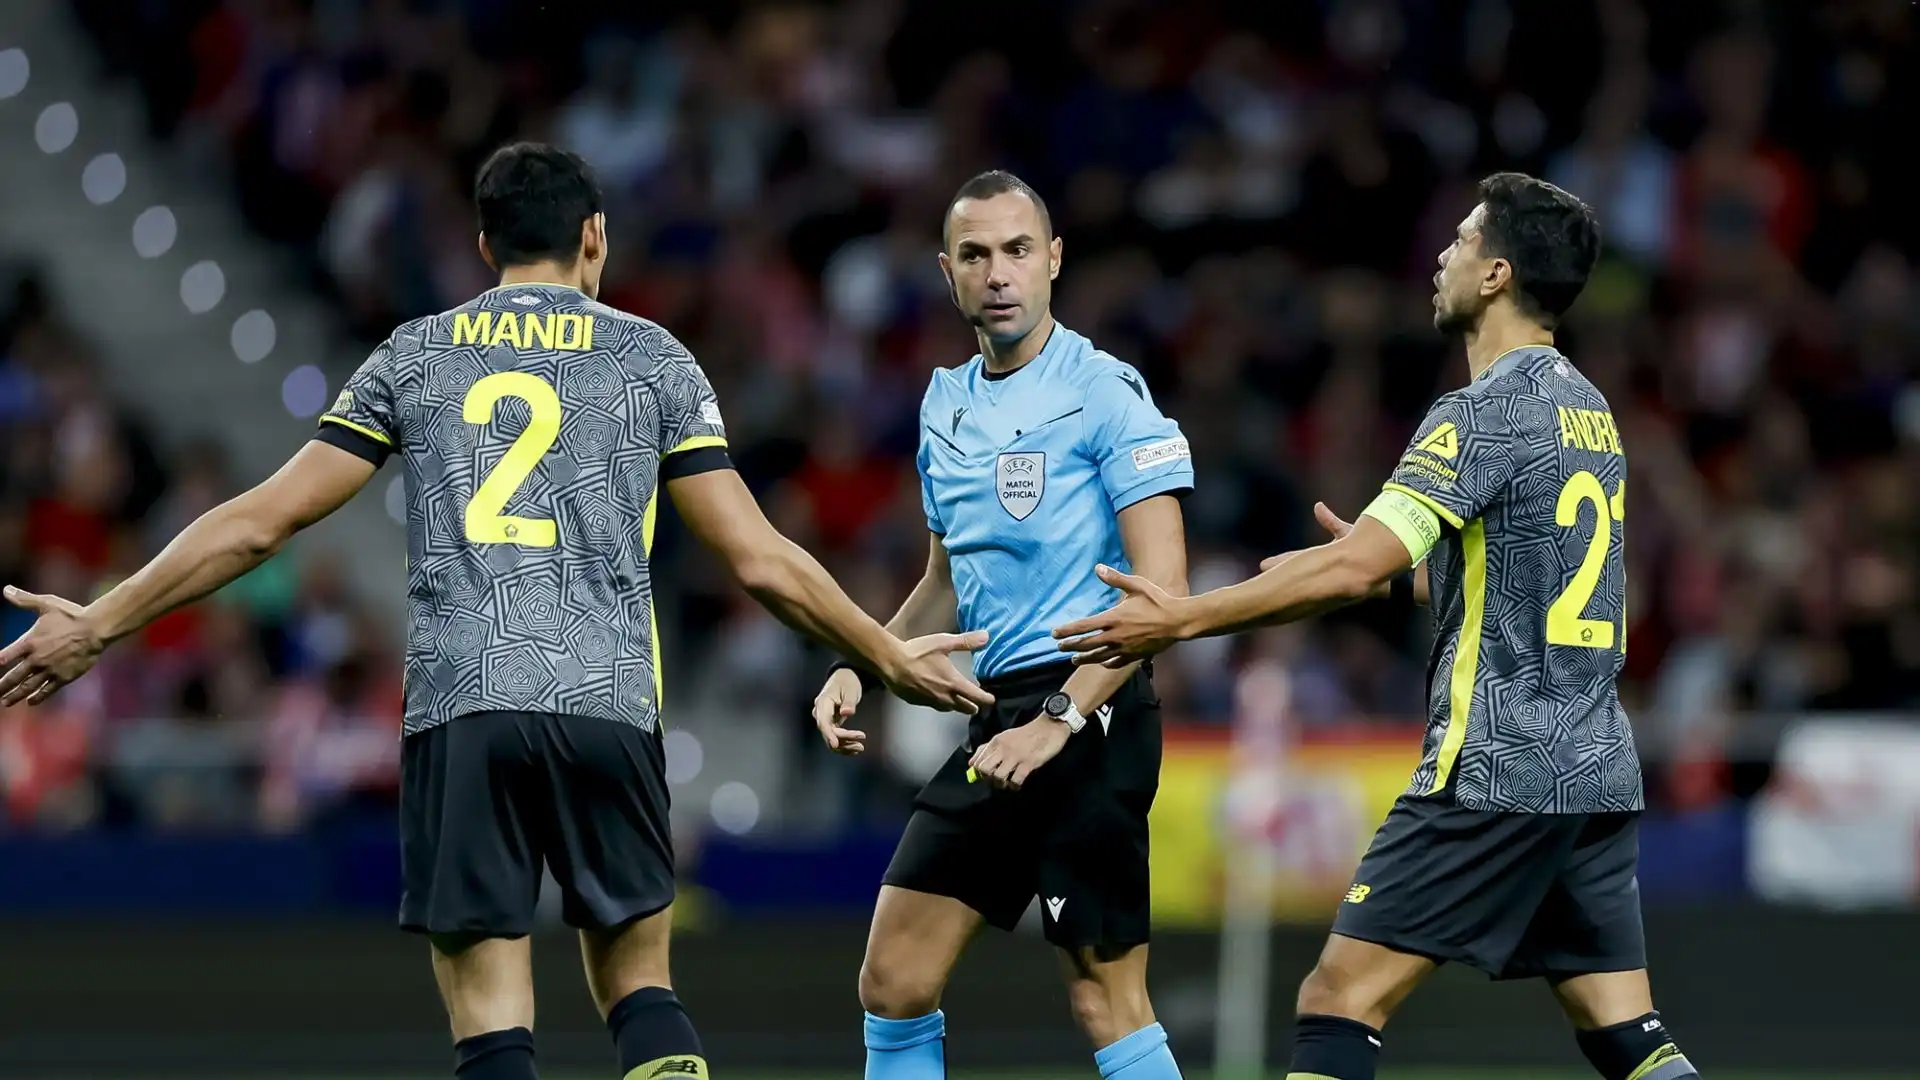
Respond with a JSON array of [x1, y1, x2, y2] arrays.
[[313, 283, 730, 736], [1387, 346, 1641, 813]]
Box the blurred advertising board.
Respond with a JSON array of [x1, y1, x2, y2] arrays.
[[1749, 716, 1920, 909], [1150, 661, 1423, 926]]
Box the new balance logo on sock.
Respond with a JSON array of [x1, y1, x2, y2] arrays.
[[1046, 896, 1066, 920]]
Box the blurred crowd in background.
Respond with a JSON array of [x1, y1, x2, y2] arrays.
[[5, 0, 1916, 833]]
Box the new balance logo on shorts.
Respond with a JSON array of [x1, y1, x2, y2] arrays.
[[1046, 896, 1066, 921], [1344, 884, 1372, 904]]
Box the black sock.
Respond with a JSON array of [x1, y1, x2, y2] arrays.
[[454, 1027, 536, 1080], [1287, 1013, 1382, 1080], [607, 986, 707, 1080], [1575, 1012, 1699, 1080]]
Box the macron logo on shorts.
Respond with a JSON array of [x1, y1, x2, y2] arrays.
[[1045, 896, 1066, 921]]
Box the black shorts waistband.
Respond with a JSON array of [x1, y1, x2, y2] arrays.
[[977, 658, 1151, 696]]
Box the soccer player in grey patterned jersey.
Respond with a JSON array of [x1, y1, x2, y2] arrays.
[[1056, 174, 1701, 1080], [0, 143, 994, 1080]]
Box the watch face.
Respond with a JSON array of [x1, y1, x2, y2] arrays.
[[1043, 692, 1072, 718]]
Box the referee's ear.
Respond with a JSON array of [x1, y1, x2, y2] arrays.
[[1048, 236, 1063, 281]]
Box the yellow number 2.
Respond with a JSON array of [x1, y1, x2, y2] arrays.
[[1546, 471, 1623, 650], [463, 372, 561, 546]]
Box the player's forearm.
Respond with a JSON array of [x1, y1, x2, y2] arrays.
[[1177, 542, 1376, 641], [86, 499, 290, 644], [736, 537, 903, 680], [883, 572, 957, 639], [1414, 561, 1431, 606], [1058, 660, 1135, 716]]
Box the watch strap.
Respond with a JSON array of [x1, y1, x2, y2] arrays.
[[827, 658, 884, 694]]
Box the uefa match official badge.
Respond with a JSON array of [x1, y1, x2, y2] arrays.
[[996, 451, 1044, 520]]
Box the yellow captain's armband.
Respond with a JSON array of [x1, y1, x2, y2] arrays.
[[1362, 488, 1444, 564]]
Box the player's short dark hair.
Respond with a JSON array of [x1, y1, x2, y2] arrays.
[[473, 142, 603, 267], [1475, 171, 1601, 326], [943, 170, 1052, 250]]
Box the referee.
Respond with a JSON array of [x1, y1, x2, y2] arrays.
[[811, 171, 1193, 1080]]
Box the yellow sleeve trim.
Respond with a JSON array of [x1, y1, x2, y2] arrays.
[[319, 414, 394, 447], [1362, 488, 1444, 564], [667, 434, 728, 456], [1382, 481, 1464, 529]]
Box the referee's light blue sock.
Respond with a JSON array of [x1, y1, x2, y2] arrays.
[[864, 1010, 946, 1080], [1095, 1022, 1184, 1080]]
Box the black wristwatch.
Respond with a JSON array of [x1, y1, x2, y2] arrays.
[[1041, 691, 1087, 734]]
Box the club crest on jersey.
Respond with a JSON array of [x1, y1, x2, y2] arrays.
[[996, 452, 1045, 521]]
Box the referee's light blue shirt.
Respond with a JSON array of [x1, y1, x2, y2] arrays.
[[918, 324, 1194, 679]]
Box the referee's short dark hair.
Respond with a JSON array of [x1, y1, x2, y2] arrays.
[[1476, 171, 1601, 326], [944, 170, 1052, 250], [474, 143, 604, 267]]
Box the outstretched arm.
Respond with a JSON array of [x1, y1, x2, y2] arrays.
[[667, 467, 993, 714], [0, 441, 377, 704], [1263, 502, 1429, 605], [1055, 514, 1414, 666], [1169, 514, 1412, 639]]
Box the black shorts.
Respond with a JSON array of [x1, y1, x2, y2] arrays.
[[1332, 791, 1646, 980], [883, 661, 1161, 952], [399, 711, 674, 937]]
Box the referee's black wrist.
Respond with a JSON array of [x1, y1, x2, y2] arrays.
[[828, 658, 884, 694]]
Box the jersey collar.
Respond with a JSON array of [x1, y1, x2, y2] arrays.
[[484, 281, 585, 296], [977, 321, 1067, 383], [1476, 343, 1556, 382]]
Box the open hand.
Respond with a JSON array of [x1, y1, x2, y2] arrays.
[[1052, 565, 1187, 668], [882, 631, 995, 714], [0, 587, 105, 707]]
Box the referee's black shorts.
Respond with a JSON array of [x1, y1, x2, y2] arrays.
[[883, 660, 1162, 952], [399, 711, 674, 937], [1332, 790, 1647, 980]]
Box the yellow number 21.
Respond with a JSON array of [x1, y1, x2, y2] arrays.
[[463, 372, 561, 546], [1546, 471, 1625, 650]]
